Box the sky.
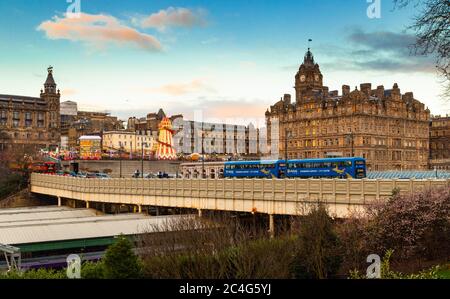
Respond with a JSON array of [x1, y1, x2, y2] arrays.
[[0, 0, 448, 125]]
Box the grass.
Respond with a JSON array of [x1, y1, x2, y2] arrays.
[[437, 264, 450, 279]]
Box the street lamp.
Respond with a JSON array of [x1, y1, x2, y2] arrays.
[[284, 128, 292, 162], [141, 140, 147, 178], [201, 132, 205, 179], [346, 131, 354, 157], [119, 144, 124, 178]]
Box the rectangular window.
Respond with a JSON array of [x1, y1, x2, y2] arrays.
[[37, 112, 44, 128], [0, 110, 7, 125], [13, 111, 20, 127], [25, 112, 32, 127]]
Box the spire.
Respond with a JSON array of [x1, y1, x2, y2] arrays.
[[44, 66, 56, 94], [303, 43, 315, 66]]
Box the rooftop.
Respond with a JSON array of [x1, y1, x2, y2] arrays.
[[0, 94, 46, 104], [0, 206, 189, 246]]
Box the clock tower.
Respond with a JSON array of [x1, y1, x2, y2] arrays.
[[294, 48, 323, 102]]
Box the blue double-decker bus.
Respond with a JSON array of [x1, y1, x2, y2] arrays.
[[286, 157, 366, 179], [223, 157, 366, 179], [224, 160, 286, 178]]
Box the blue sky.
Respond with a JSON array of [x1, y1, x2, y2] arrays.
[[0, 0, 448, 124]]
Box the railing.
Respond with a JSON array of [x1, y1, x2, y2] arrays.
[[30, 173, 450, 217]]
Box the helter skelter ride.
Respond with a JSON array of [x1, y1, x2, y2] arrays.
[[156, 117, 177, 160]]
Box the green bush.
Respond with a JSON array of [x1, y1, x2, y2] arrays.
[[102, 236, 143, 279], [1, 268, 66, 279], [81, 261, 105, 279]]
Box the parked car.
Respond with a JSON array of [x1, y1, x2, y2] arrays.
[[95, 173, 111, 179], [86, 173, 98, 179]]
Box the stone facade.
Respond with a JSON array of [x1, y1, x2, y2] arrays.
[[65, 110, 124, 150], [266, 49, 430, 171], [430, 115, 450, 169], [0, 67, 60, 151], [102, 130, 155, 155], [127, 108, 182, 135], [173, 118, 261, 157]]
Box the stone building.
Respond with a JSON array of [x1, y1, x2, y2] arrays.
[[172, 118, 261, 158], [266, 48, 430, 171], [127, 108, 182, 135], [102, 130, 155, 155], [0, 67, 60, 151], [429, 115, 450, 169], [65, 110, 124, 150], [127, 109, 261, 157], [60, 100, 78, 149]]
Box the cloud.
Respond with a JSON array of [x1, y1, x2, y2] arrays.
[[37, 13, 163, 52], [139, 7, 207, 31], [348, 30, 417, 54], [320, 29, 436, 74], [166, 98, 269, 126], [145, 79, 216, 96], [61, 88, 77, 96], [352, 59, 436, 73]]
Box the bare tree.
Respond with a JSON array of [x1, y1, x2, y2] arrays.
[[135, 214, 294, 279], [394, 0, 450, 99]]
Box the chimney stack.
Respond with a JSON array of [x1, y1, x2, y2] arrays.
[[342, 85, 350, 96], [360, 83, 372, 97], [283, 94, 291, 104], [376, 85, 385, 99]]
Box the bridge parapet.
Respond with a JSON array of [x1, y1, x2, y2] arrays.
[[30, 173, 450, 217]]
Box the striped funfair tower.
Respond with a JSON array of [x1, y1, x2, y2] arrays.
[[156, 117, 177, 160]]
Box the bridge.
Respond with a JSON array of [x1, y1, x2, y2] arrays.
[[30, 173, 449, 220]]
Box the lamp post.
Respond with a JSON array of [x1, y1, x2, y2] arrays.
[[346, 131, 354, 157], [284, 128, 292, 162], [201, 132, 205, 179], [119, 144, 124, 178], [141, 139, 147, 179]]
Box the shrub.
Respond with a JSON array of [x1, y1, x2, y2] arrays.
[[1, 268, 66, 279], [290, 205, 342, 279], [81, 261, 105, 279], [349, 250, 443, 279], [142, 237, 296, 279], [223, 237, 296, 279], [102, 236, 143, 279], [139, 214, 299, 279], [365, 187, 450, 260], [0, 173, 23, 199], [339, 187, 450, 275]]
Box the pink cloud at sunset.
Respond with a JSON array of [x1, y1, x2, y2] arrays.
[[139, 7, 207, 31], [37, 13, 163, 52], [145, 79, 216, 96]]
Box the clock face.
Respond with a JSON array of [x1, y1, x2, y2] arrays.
[[315, 74, 320, 82], [300, 75, 306, 82]]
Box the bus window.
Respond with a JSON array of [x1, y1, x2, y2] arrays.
[[355, 160, 365, 166]]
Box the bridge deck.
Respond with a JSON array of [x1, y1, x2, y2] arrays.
[[30, 173, 450, 218]]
